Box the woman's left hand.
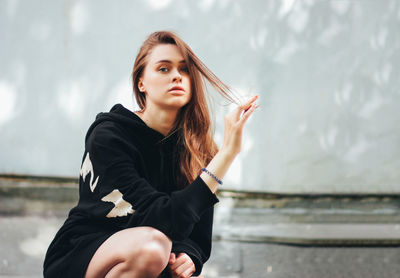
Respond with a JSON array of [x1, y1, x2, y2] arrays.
[[168, 252, 196, 278]]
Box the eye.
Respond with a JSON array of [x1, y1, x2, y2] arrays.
[[181, 67, 189, 73], [159, 67, 169, 72]]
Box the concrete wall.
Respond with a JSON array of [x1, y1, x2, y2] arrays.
[[1, 0, 399, 193]]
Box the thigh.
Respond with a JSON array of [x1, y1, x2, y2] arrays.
[[84, 226, 171, 278]]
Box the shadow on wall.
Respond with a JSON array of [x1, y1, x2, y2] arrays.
[[0, 0, 399, 192]]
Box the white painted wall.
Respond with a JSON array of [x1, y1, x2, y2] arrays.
[[1, 0, 399, 193]]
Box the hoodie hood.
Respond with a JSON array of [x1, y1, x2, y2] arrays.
[[84, 104, 183, 192], [85, 104, 180, 147]]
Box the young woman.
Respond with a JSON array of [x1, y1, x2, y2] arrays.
[[43, 31, 258, 278]]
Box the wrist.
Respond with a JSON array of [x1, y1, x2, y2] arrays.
[[218, 147, 237, 162]]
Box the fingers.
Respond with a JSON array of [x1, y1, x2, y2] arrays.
[[169, 253, 195, 278], [181, 264, 195, 277], [238, 102, 257, 126], [234, 95, 259, 120], [169, 253, 188, 271], [174, 260, 195, 277], [240, 94, 258, 111]]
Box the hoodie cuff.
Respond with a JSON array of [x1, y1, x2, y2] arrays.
[[172, 176, 219, 222]]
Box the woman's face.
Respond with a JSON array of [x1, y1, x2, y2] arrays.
[[138, 44, 192, 112]]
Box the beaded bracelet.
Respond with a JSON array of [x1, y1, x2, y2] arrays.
[[201, 168, 223, 185]]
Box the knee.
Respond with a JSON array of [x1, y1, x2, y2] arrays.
[[145, 227, 172, 249], [140, 227, 172, 257], [136, 241, 169, 275], [127, 227, 172, 276]]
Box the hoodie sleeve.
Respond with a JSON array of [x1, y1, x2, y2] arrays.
[[171, 206, 215, 276], [80, 121, 219, 240]]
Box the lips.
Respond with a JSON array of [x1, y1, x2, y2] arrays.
[[169, 86, 185, 92]]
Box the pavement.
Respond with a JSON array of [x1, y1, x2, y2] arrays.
[[1, 176, 400, 277]]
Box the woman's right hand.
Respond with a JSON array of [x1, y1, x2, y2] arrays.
[[221, 95, 259, 158]]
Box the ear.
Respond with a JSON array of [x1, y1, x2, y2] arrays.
[[138, 79, 145, 92]]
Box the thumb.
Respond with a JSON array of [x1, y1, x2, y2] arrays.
[[169, 253, 176, 264]]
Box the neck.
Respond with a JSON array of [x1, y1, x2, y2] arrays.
[[135, 105, 178, 136]]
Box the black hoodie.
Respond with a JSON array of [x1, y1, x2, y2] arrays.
[[43, 104, 219, 277]]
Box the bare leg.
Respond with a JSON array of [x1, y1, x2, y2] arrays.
[[84, 226, 172, 278]]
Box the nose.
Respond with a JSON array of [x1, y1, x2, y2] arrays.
[[172, 68, 182, 83]]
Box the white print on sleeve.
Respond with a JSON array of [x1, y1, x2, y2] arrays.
[[101, 189, 135, 218], [80, 152, 99, 192]]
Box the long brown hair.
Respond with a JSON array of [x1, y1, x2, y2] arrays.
[[131, 31, 239, 187]]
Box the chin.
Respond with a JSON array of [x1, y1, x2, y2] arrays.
[[170, 99, 191, 109], [159, 102, 187, 112]]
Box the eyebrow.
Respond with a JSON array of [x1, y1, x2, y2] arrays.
[[155, 59, 186, 64]]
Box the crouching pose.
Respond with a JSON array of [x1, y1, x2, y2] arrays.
[[44, 30, 258, 278]]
